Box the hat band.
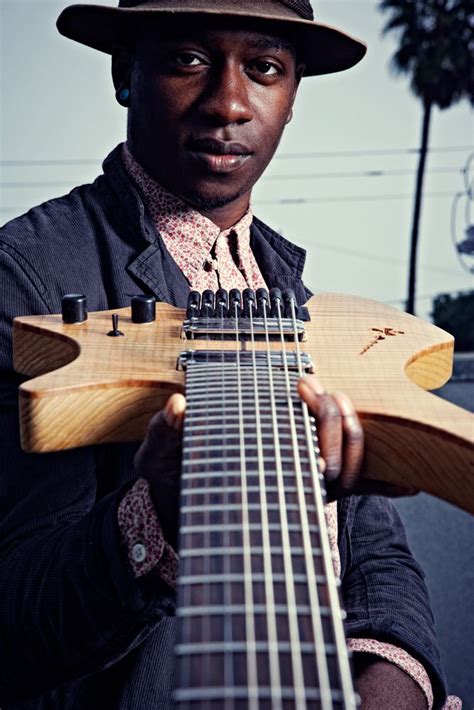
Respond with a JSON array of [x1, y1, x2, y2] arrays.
[[117, 0, 313, 22]]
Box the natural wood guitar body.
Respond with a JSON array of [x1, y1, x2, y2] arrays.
[[13, 293, 473, 513]]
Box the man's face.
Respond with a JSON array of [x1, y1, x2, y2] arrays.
[[126, 18, 301, 217]]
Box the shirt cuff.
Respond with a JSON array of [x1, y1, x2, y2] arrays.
[[117, 478, 178, 589], [347, 638, 462, 709], [348, 637, 433, 708]]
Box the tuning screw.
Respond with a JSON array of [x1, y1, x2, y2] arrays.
[[107, 313, 124, 337], [256, 288, 270, 317], [187, 291, 201, 319], [243, 288, 256, 317], [229, 289, 242, 317], [270, 288, 283, 317]]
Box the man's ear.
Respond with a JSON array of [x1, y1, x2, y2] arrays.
[[287, 63, 305, 124], [111, 46, 133, 93]]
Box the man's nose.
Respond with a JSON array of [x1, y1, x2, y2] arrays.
[[199, 62, 253, 125]]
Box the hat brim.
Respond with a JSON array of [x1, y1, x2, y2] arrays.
[[57, 3, 366, 76]]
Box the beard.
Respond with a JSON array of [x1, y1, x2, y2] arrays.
[[179, 181, 252, 213]]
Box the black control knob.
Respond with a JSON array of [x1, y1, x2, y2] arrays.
[[61, 294, 87, 324], [131, 295, 156, 323]]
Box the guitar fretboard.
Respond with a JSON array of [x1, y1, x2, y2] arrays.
[[174, 353, 356, 709]]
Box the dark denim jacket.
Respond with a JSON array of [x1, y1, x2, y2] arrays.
[[0, 146, 446, 708]]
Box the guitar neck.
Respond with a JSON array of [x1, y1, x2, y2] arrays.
[[174, 348, 357, 708]]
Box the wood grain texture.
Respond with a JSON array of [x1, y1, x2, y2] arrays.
[[13, 294, 473, 512]]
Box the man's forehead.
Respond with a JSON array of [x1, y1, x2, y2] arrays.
[[133, 15, 297, 54]]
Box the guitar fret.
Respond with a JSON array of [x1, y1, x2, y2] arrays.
[[185, 385, 300, 395], [187, 405, 302, 415], [174, 686, 344, 702], [182, 422, 312, 435], [179, 546, 313, 558], [179, 522, 319, 534], [180, 482, 314, 493], [186, 374, 300, 381], [176, 603, 324, 616], [182, 455, 310, 467], [185, 416, 307, 427], [175, 641, 336, 655], [178, 572, 325, 585], [180, 502, 316, 514], [183, 443, 306, 454]]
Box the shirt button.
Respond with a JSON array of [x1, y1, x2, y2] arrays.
[[216, 235, 226, 247], [204, 257, 219, 272], [131, 542, 147, 563]]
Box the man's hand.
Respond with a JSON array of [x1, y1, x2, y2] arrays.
[[297, 374, 418, 500], [297, 375, 365, 496], [134, 393, 186, 548], [353, 657, 427, 709]]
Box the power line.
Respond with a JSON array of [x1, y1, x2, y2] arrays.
[[0, 167, 463, 189], [0, 159, 101, 167], [264, 167, 461, 180], [254, 191, 454, 205], [0, 146, 472, 167], [384, 288, 472, 305], [294, 240, 461, 275], [276, 146, 473, 160], [0, 190, 455, 215]]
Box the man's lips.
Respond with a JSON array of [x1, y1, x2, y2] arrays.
[[187, 137, 252, 155], [187, 137, 253, 173]]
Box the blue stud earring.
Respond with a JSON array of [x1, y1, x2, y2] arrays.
[[116, 87, 130, 106]]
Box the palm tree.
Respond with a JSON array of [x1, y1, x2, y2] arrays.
[[378, 0, 474, 314]]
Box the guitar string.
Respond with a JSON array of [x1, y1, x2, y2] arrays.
[[287, 296, 357, 708], [182, 298, 195, 693], [249, 293, 283, 709], [234, 295, 259, 709], [275, 294, 331, 709], [203, 292, 212, 690], [219, 291, 235, 709], [261, 291, 307, 709]]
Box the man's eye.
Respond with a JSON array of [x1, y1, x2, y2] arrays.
[[252, 60, 279, 76], [175, 53, 202, 67]]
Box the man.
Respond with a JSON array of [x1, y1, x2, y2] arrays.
[[0, 1, 453, 708]]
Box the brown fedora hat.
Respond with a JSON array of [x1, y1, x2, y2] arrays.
[[57, 0, 366, 76]]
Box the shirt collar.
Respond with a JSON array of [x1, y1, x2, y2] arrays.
[[121, 143, 254, 285]]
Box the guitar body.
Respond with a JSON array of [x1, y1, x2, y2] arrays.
[[13, 292, 473, 513], [12, 290, 474, 706]]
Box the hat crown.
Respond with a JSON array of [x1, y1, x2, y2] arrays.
[[118, 0, 314, 21]]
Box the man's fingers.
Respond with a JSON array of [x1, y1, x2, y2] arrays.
[[332, 391, 364, 491], [298, 376, 343, 481], [298, 377, 364, 494], [134, 394, 186, 477], [163, 393, 186, 432]]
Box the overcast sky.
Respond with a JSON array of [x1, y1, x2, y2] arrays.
[[1, 0, 473, 321]]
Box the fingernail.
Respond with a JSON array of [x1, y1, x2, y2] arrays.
[[299, 375, 325, 396], [333, 392, 355, 417]]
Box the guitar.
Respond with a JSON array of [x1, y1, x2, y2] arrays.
[[13, 288, 473, 708]]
